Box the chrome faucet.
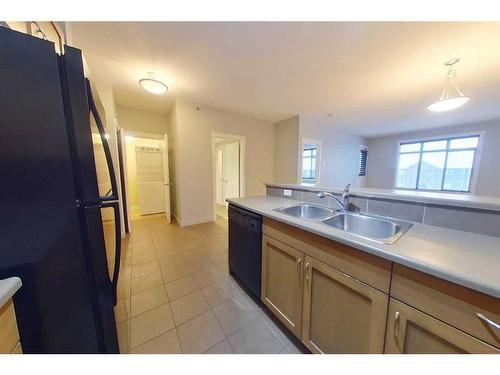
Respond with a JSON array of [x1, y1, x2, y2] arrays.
[[317, 184, 351, 212]]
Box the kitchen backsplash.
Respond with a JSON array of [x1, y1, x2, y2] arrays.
[[266, 186, 500, 238]]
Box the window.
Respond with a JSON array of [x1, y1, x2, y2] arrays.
[[300, 138, 321, 184], [358, 147, 368, 177], [395, 135, 480, 192], [302, 145, 317, 183]]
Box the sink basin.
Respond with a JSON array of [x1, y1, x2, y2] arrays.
[[276, 204, 335, 220], [322, 213, 413, 244]]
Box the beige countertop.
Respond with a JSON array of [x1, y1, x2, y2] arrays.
[[227, 195, 500, 299], [0, 277, 22, 309], [265, 182, 500, 212]]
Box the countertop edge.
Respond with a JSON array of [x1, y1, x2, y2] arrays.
[[227, 197, 500, 299], [265, 182, 500, 212], [0, 277, 22, 309]]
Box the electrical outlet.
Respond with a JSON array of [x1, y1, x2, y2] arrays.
[[283, 189, 292, 197]]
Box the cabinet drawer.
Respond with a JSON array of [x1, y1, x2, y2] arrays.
[[391, 264, 500, 349], [263, 218, 391, 293], [385, 298, 499, 354], [0, 299, 20, 354]]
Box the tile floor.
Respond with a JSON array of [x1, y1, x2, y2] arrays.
[[115, 214, 303, 354]]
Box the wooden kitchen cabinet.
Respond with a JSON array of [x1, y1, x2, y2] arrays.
[[385, 298, 500, 354], [261, 235, 304, 337], [301, 255, 388, 353], [0, 299, 22, 354]]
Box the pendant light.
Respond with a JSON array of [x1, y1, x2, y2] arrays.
[[427, 58, 469, 112], [139, 72, 168, 95]]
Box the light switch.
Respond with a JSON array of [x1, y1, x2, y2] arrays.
[[283, 189, 292, 197]]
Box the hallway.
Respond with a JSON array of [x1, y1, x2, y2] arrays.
[[114, 215, 303, 354]]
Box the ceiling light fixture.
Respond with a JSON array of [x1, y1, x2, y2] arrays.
[[139, 72, 168, 95], [427, 58, 469, 112]]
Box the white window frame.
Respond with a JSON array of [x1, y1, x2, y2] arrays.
[[299, 137, 322, 184], [393, 131, 485, 194]]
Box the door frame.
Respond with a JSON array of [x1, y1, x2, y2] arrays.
[[116, 128, 130, 233], [211, 131, 245, 221]]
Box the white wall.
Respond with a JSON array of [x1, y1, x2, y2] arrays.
[[274, 116, 300, 183], [366, 119, 500, 197], [116, 105, 168, 135], [299, 116, 367, 187], [168, 99, 274, 226]]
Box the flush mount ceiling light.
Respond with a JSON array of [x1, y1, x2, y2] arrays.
[[139, 73, 168, 95], [427, 58, 469, 112]]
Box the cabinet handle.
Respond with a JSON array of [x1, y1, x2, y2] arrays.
[[477, 313, 500, 330], [394, 311, 400, 338], [296, 258, 302, 274], [305, 262, 310, 281]]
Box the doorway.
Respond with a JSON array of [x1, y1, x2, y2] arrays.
[[212, 132, 245, 220], [123, 131, 171, 222]]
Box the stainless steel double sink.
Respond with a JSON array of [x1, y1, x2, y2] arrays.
[[275, 203, 413, 244]]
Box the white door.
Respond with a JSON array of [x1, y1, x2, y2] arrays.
[[222, 142, 240, 206], [136, 147, 165, 215], [162, 134, 172, 223]]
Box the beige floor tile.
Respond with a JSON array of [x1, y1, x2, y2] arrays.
[[165, 275, 199, 301], [130, 328, 181, 354], [257, 310, 292, 347], [114, 297, 131, 323], [176, 311, 225, 354], [131, 244, 156, 256], [131, 272, 164, 295], [186, 255, 216, 273], [131, 285, 169, 317], [208, 251, 228, 265], [130, 304, 175, 348], [204, 339, 235, 354], [193, 266, 225, 288], [158, 254, 185, 267], [216, 261, 229, 275], [212, 298, 259, 335], [279, 342, 303, 354], [131, 251, 158, 266], [181, 248, 209, 262], [119, 267, 132, 283], [160, 261, 192, 283], [227, 316, 283, 354], [170, 290, 210, 325], [155, 242, 185, 256], [201, 279, 239, 308], [116, 320, 130, 354], [121, 256, 132, 268], [117, 279, 131, 301], [132, 260, 161, 279]]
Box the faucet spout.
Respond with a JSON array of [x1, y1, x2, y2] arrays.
[[317, 185, 351, 213]]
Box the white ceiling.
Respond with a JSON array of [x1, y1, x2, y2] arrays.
[[69, 22, 500, 137]]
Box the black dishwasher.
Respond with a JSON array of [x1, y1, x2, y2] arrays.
[[228, 204, 262, 299]]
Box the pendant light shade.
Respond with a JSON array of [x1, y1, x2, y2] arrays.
[[139, 73, 168, 95], [427, 58, 469, 112]]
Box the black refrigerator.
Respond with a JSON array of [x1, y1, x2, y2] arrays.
[[0, 27, 122, 353]]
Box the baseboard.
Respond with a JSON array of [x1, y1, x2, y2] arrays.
[[175, 215, 214, 227]]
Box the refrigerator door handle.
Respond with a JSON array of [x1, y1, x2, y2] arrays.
[[85, 78, 119, 202], [100, 200, 121, 306]]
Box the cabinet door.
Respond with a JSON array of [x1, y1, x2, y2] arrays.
[[385, 298, 500, 354], [301, 256, 388, 353], [261, 235, 304, 337]]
